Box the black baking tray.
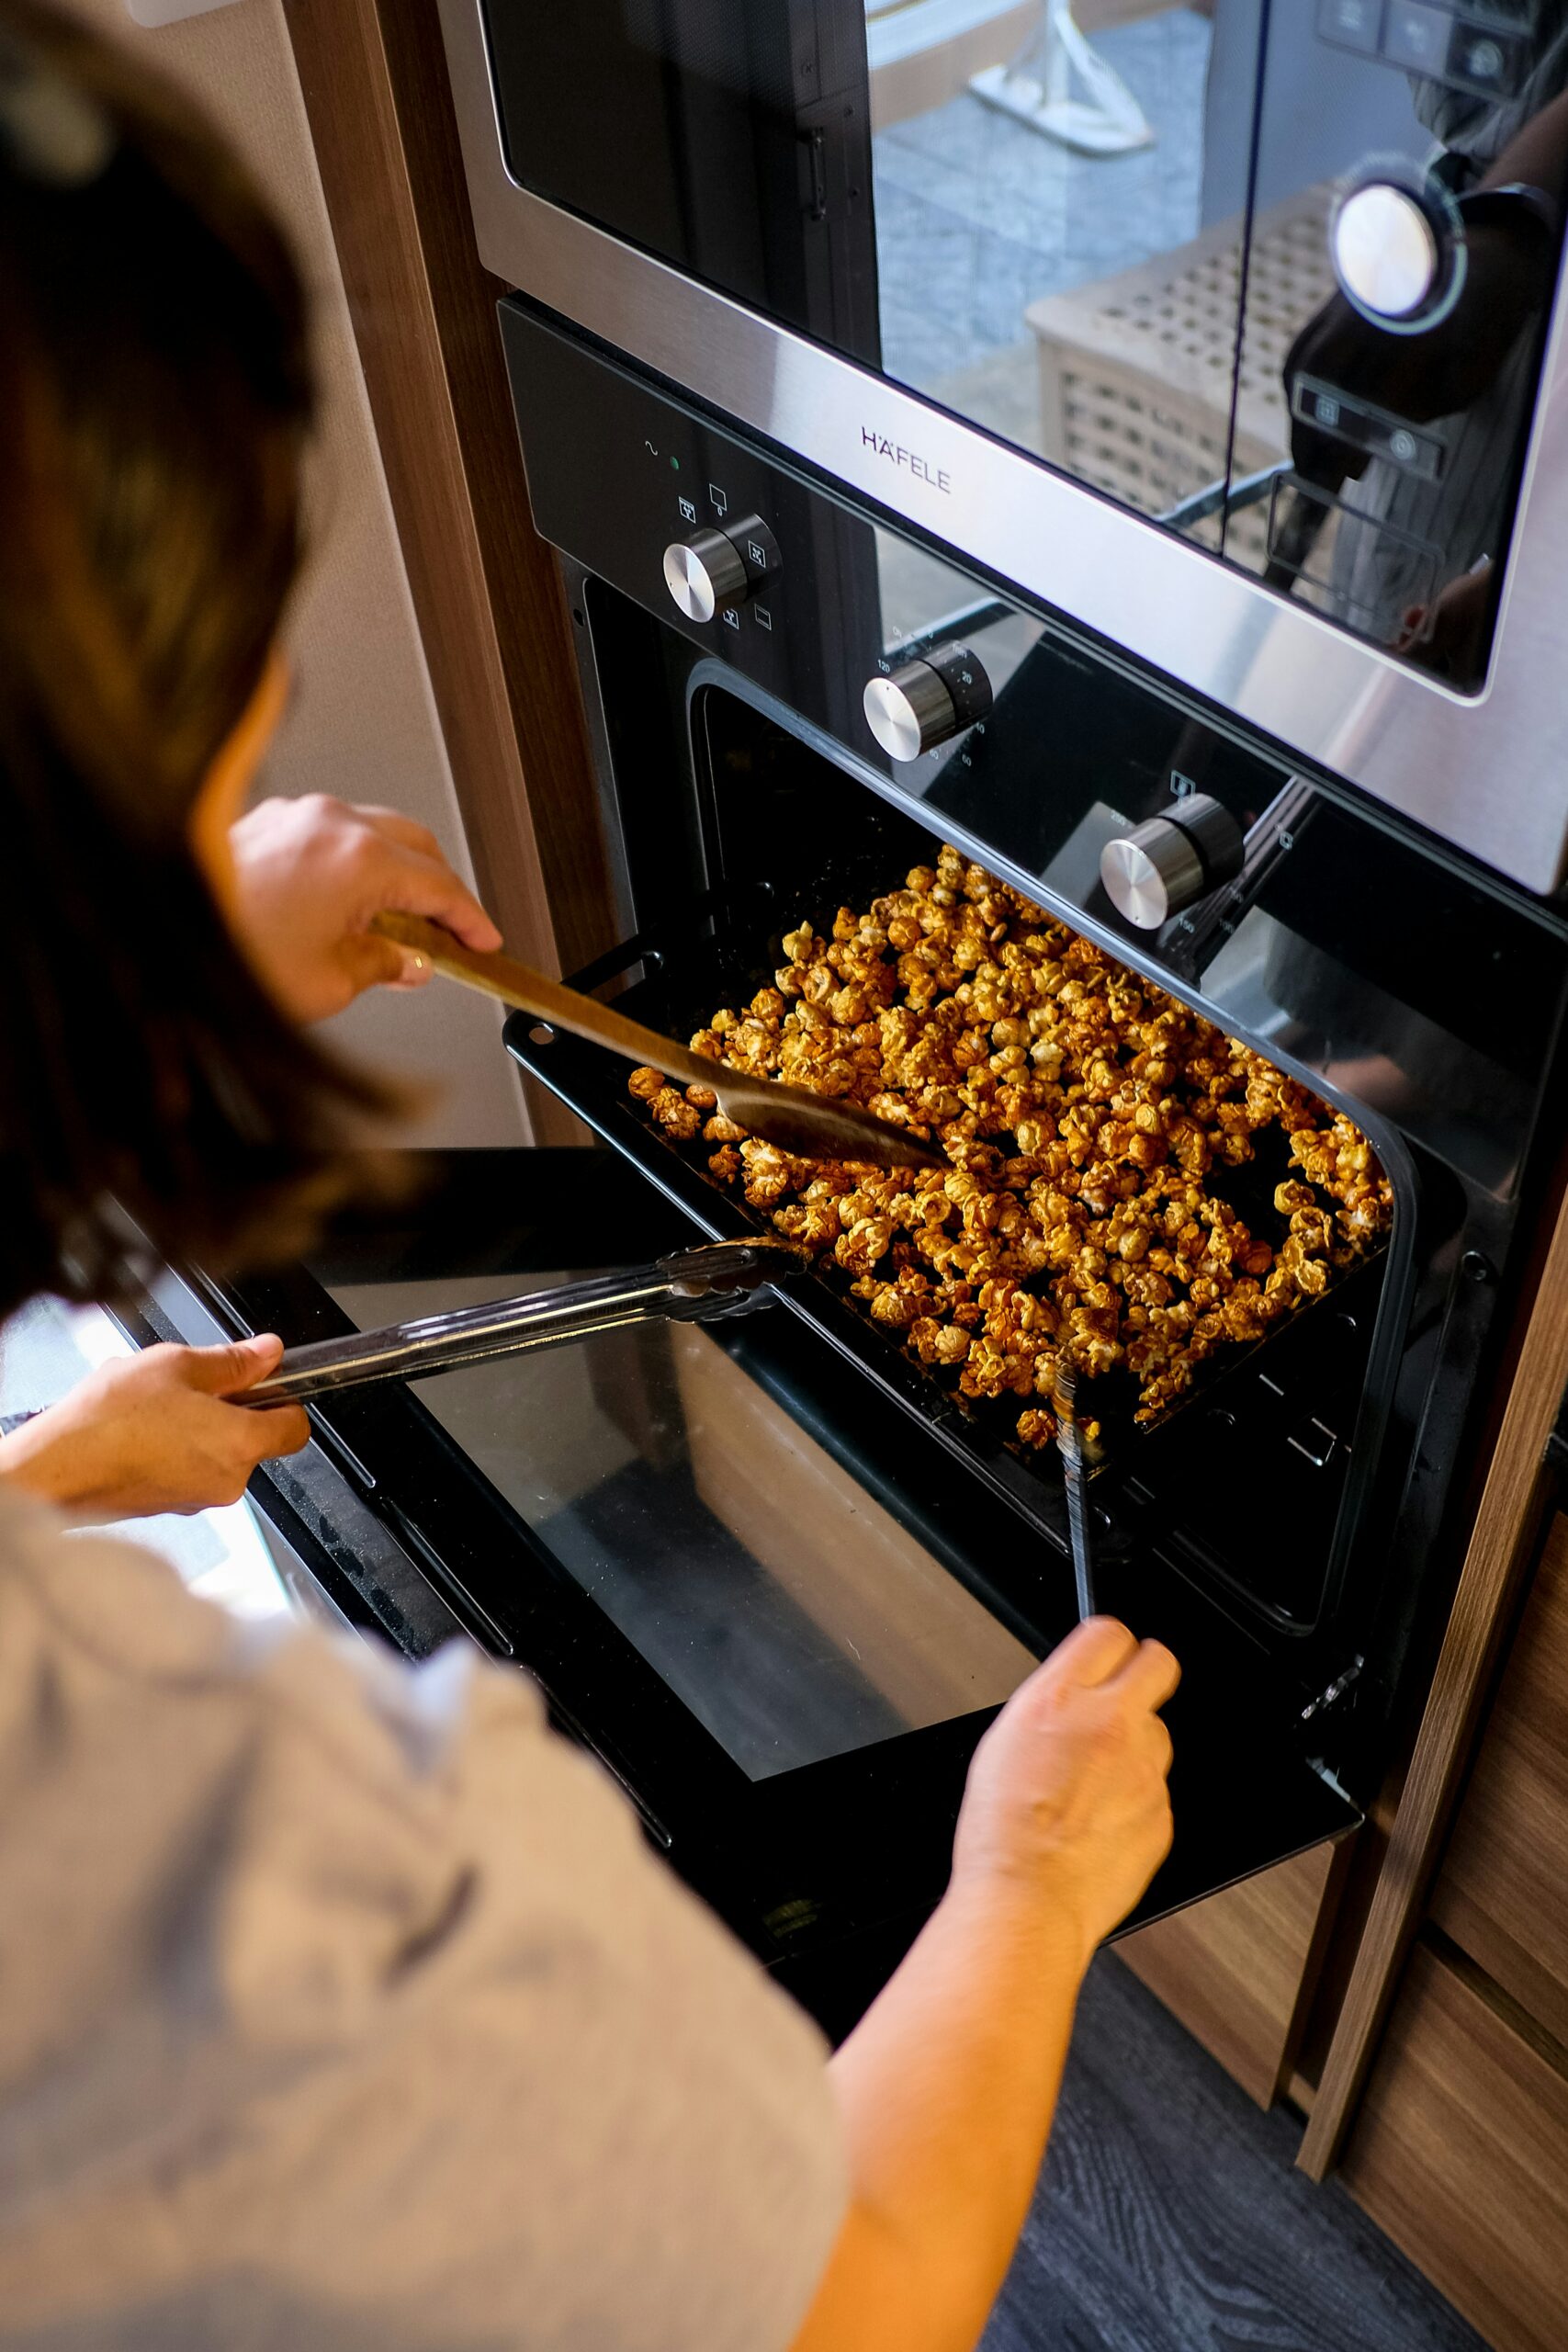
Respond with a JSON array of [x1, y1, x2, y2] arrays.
[[505, 874, 1385, 1562]]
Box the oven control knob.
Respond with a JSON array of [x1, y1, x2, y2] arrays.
[[662, 527, 750, 625], [863, 646, 992, 763], [661, 514, 779, 626], [1099, 793, 1245, 931], [1330, 177, 1454, 325]]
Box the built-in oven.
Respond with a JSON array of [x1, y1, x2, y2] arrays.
[[436, 0, 1568, 894], [138, 286, 1568, 2029], [123, 0, 1568, 2030]]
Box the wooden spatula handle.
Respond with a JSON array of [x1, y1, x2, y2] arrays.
[[370, 911, 716, 1089]]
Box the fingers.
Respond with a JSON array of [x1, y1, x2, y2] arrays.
[[1109, 1637, 1182, 1714], [337, 931, 419, 997], [351, 805, 444, 861], [366, 840, 502, 956], [245, 1403, 310, 1461], [1050, 1615, 1139, 1689], [186, 1334, 286, 1396]]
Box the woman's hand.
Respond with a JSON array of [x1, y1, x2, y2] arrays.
[[792, 1618, 1179, 2352], [0, 1338, 309, 1521], [950, 1615, 1179, 1971], [227, 795, 502, 1025]]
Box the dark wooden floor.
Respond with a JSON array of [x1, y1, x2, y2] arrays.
[[983, 1957, 1487, 2352]]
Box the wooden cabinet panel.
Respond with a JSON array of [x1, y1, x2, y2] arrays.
[[672, 1327, 1037, 1727], [1433, 1514, 1568, 2052], [1116, 1841, 1341, 2107], [1340, 1943, 1568, 2352]]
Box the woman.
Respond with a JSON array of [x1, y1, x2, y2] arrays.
[[0, 10, 1179, 2350]]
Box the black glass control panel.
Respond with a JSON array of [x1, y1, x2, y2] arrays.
[[482, 0, 1567, 689], [504, 297, 1297, 892]]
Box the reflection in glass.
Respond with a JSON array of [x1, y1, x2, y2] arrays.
[[869, 1, 1225, 528], [482, 0, 1565, 683], [1233, 2, 1568, 684], [328, 1273, 1035, 1780]]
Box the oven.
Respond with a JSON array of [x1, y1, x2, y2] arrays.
[[136, 0, 1568, 2031], [435, 0, 1568, 895], [139, 289, 1568, 2031]]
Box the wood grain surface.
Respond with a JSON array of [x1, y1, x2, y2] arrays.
[[1116, 1838, 1348, 2109], [983, 1951, 1483, 2352], [282, 0, 615, 1140], [1338, 1941, 1568, 2352], [1299, 1181, 1568, 2178], [1431, 1510, 1568, 2052], [673, 1325, 1035, 1727]]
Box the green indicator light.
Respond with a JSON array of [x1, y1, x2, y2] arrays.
[[671, 455, 680, 470]]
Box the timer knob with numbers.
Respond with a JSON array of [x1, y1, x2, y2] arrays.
[[1099, 793, 1245, 930], [661, 514, 779, 625], [863, 644, 993, 763]]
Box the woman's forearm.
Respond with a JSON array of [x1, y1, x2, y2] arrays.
[[789, 1620, 1179, 2352], [792, 1874, 1088, 2352]]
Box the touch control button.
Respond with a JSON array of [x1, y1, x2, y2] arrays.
[[863, 644, 992, 762], [1381, 1, 1450, 75], [1315, 0, 1382, 57], [1332, 182, 1441, 321]]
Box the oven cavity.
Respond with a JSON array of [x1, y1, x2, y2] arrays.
[[628, 844, 1390, 1459], [517, 684, 1405, 1645]]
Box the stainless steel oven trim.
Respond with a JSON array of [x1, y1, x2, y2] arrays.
[[436, 0, 1568, 896]]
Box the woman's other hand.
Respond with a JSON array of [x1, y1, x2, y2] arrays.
[[227, 795, 502, 1025], [0, 1339, 309, 1521], [951, 1615, 1179, 1969], [791, 1619, 1178, 2352]]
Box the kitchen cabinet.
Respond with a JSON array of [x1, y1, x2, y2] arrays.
[[1431, 1516, 1568, 2054], [1116, 1843, 1344, 2110], [1339, 1941, 1568, 2352], [1331, 1509, 1568, 2352], [1288, 1176, 1568, 2350]]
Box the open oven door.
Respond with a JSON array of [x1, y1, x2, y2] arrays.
[[133, 1148, 1359, 2035]]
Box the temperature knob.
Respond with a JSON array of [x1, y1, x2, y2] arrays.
[[1099, 793, 1244, 931], [863, 645, 992, 763], [661, 514, 778, 625], [1330, 175, 1460, 328]]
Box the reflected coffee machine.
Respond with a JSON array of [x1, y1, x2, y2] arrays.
[[148, 1, 1568, 2025]]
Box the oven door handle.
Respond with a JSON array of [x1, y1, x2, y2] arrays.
[[243, 1240, 791, 1407]]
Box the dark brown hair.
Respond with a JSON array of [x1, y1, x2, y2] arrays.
[[0, 0, 389, 1322]]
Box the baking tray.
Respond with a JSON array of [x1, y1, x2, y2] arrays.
[[504, 875, 1386, 1554]]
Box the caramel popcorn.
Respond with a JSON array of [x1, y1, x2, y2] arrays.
[[632, 846, 1393, 1448]]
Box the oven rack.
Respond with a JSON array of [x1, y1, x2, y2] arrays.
[[505, 909, 1383, 1566]]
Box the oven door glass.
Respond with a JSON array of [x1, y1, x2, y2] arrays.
[[479, 0, 1565, 685], [483, 0, 1243, 538], [188, 1149, 1358, 2018]]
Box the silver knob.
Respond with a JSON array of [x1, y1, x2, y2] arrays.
[[863, 646, 992, 763], [1331, 181, 1442, 322], [863, 661, 957, 762], [1099, 793, 1245, 931], [662, 527, 751, 625]]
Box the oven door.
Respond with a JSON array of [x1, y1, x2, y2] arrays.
[[437, 0, 1568, 891], [141, 1148, 1357, 2032]]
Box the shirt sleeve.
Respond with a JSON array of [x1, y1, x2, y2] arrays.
[[0, 1510, 847, 2352]]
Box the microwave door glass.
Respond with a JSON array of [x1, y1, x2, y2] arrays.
[[1227, 2, 1568, 690], [479, 0, 1246, 543]]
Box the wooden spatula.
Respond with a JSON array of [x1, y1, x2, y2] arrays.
[[372, 911, 946, 1172]]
